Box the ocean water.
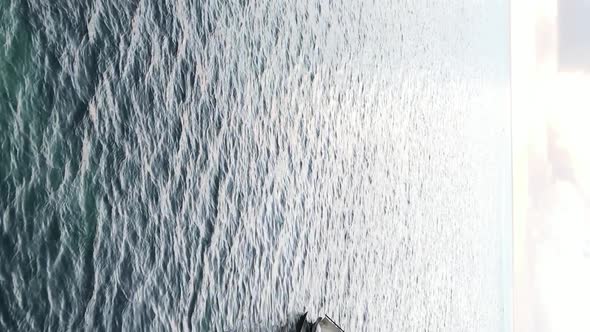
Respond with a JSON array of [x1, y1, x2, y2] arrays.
[[0, 0, 511, 331]]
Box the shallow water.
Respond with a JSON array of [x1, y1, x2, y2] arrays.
[[1, 0, 511, 331]]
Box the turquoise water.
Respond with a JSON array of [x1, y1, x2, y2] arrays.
[[1, 0, 511, 330]]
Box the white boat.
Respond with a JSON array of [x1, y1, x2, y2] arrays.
[[312, 315, 344, 332]]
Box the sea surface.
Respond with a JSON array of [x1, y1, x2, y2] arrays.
[[1, 0, 511, 331]]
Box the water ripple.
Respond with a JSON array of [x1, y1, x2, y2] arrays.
[[1, 0, 510, 330]]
